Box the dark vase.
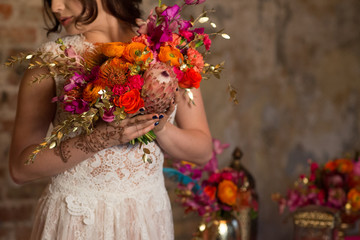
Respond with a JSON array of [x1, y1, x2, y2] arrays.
[[229, 147, 258, 240]]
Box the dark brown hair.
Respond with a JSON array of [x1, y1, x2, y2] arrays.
[[43, 0, 142, 35]]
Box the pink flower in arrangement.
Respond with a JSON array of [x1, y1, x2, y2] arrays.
[[132, 34, 151, 46], [64, 99, 89, 114], [112, 85, 127, 96], [64, 72, 86, 91], [187, 48, 204, 73], [179, 30, 194, 42], [127, 75, 144, 90], [353, 160, 360, 176], [102, 108, 115, 122], [327, 188, 346, 208], [64, 45, 84, 65]]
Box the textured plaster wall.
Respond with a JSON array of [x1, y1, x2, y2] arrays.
[[0, 0, 359, 239]]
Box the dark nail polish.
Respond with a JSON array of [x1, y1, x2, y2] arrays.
[[159, 115, 164, 119], [176, 87, 179, 91], [154, 122, 159, 126], [139, 108, 144, 112], [152, 116, 158, 119]]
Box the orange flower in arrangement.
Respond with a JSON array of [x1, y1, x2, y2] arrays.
[[158, 46, 184, 67], [217, 179, 238, 206], [203, 186, 217, 201], [82, 82, 104, 104], [123, 42, 153, 64], [347, 188, 360, 211], [66, 87, 82, 100], [113, 89, 144, 114], [178, 68, 202, 89], [99, 58, 131, 87], [324, 160, 337, 172], [101, 42, 127, 58], [335, 158, 354, 174]]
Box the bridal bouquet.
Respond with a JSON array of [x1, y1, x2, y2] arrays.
[[273, 157, 360, 215], [7, 0, 235, 163]]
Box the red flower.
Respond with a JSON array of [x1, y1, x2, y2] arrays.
[[204, 186, 217, 200], [114, 89, 144, 114], [178, 68, 202, 89]]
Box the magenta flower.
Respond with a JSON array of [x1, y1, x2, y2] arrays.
[[64, 72, 86, 92], [112, 84, 127, 96], [64, 99, 89, 114], [102, 108, 115, 122], [327, 188, 346, 208], [127, 75, 144, 90], [353, 160, 360, 176]]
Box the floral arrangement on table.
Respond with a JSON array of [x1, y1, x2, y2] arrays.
[[273, 157, 360, 218], [6, 0, 237, 163], [164, 139, 258, 222]]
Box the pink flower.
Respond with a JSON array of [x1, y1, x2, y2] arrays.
[[132, 34, 150, 46], [213, 139, 230, 155], [173, 66, 184, 81], [127, 75, 144, 90], [187, 48, 204, 73], [102, 108, 115, 122], [64, 45, 84, 65], [199, 34, 211, 51], [327, 188, 346, 208], [112, 85, 127, 96], [208, 172, 221, 183], [353, 160, 360, 176], [179, 30, 194, 42]]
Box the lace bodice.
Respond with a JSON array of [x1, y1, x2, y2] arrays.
[[38, 34, 173, 194], [31, 35, 175, 240]]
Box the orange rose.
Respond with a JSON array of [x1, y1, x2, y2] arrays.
[[347, 188, 360, 211], [101, 42, 127, 58], [178, 68, 202, 89], [114, 89, 144, 114], [158, 46, 184, 67], [204, 186, 217, 201], [217, 180, 238, 206], [123, 42, 153, 63]]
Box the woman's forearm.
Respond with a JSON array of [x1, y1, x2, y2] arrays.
[[155, 122, 213, 165]]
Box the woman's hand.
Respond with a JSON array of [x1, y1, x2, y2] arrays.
[[153, 91, 178, 134], [92, 113, 160, 149]]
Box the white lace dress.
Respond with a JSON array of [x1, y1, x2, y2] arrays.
[[30, 35, 174, 240]]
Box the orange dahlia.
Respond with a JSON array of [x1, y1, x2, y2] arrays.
[[100, 42, 127, 58], [217, 180, 238, 206], [158, 46, 184, 67], [123, 42, 153, 63], [98, 58, 131, 87]]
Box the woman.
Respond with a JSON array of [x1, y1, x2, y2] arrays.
[[9, 0, 212, 239]]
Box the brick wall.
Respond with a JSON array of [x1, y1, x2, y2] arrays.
[[0, 1, 50, 239]]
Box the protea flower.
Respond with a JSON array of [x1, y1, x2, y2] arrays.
[[142, 62, 178, 114]]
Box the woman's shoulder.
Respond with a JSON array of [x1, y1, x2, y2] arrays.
[[38, 34, 93, 55]]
